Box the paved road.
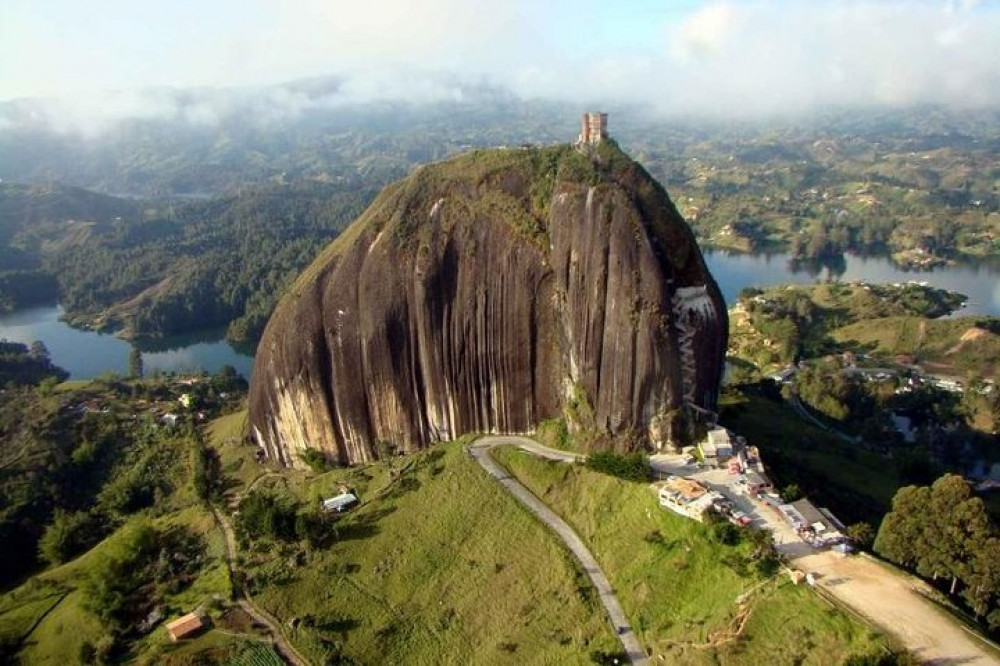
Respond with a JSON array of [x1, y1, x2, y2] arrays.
[[210, 506, 311, 666], [467, 436, 648, 665]]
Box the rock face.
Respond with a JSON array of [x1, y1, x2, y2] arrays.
[[249, 143, 727, 467]]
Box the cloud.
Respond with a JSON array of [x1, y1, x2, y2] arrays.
[[654, 0, 1000, 116], [29, 90, 182, 137], [2, 0, 1000, 132], [669, 3, 740, 62]]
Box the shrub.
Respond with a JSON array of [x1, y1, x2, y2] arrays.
[[38, 510, 100, 565], [846, 522, 875, 550], [237, 492, 299, 541], [585, 451, 649, 481], [300, 448, 329, 473]]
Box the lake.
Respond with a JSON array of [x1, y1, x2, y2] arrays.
[[1, 251, 998, 380], [0, 305, 253, 380], [704, 250, 1000, 318]]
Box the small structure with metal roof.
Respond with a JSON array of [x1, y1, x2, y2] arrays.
[[700, 427, 734, 464], [322, 492, 359, 513]]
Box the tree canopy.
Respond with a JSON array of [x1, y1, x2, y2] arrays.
[[875, 474, 1000, 630]]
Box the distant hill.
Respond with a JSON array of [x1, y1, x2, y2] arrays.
[[2, 84, 998, 340], [0, 180, 376, 339], [0, 83, 579, 198], [0, 183, 140, 311]]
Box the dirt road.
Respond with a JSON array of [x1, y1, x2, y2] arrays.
[[468, 436, 648, 665], [791, 550, 1000, 665], [210, 506, 312, 666]]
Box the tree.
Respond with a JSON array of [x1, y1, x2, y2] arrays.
[[212, 364, 244, 392], [38, 510, 97, 565], [925, 475, 992, 595], [874, 485, 931, 569], [779, 483, 802, 503], [964, 537, 1000, 626], [83, 520, 158, 625], [191, 439, 221, 502], [300, 448, 328, 473], [847, 522, 875, 550], [28, 340, 50, 362], [876, 475, 996, 600], [128, 347, 143, 379]]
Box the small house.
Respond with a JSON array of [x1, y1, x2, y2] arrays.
[[744, 470, 773, 496], [653, 476, 723, 522], [700, 428, 733, 464], [322, 492, 359, 513], [165, 612, 206, 641]]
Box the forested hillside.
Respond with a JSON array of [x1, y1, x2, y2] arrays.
[[0, 181, 375, 341]]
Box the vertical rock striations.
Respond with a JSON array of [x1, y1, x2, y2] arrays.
[[249, 143, 727, 467]]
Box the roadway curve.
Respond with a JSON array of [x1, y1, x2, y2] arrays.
[[467, 436, 649, 666]]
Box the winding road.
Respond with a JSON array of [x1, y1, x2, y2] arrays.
[[467, 436, 649, 666], [210, 506, 311, 666]]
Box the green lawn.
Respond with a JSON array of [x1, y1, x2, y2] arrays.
[[491, 446, 889, 665]]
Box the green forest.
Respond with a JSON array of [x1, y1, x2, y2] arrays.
[[0, 181, 375, 342], [876, 475, 1000, 631]]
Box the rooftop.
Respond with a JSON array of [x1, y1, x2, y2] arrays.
[[655, 476, 710, 503], [165, 612, 205, 641], [322, 492, 359, 512]]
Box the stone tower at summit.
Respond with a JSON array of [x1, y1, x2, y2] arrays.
[[578, 112, 608, 145]]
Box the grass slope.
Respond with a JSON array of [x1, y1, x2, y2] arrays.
[[230, 435, 620, 664], [0, 503, 237, 666], [834, 316, 1000, 379], [491, 446, 888, 665]]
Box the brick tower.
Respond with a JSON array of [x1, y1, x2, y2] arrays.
[[578, 112, 608, 145]]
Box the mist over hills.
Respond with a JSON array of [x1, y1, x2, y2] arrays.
[[3, 77, 1000, 198], [1, 77, 998, 343]]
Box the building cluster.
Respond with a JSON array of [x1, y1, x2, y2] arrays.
[[654, 424, 849, 550]]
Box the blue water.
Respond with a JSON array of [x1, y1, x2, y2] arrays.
[[0, 305, 253, 380], [704, 250, 1000, 317], [1, 252, 997, 380]]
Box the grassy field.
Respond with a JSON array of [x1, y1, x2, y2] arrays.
[[0, 397, 900, 664], [0, 502, 239, 665], [492, 446, 890, 665], [834, 315, 1000, 380], [212, 419, 621, 664]]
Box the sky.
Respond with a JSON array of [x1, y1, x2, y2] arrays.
[[2, 0, 1000, 122]]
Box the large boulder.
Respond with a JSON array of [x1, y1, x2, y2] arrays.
[[249, 142, 727, 466]]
